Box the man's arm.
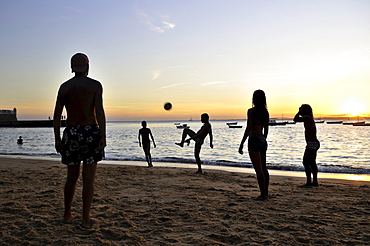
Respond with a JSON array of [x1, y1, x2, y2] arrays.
[[53, 92, 64, 153], [94, 84, 106, 151], [138, 131, 141, 147], [149, 130, 156, 148], [294, 107, 304, 122], [209, 127, 213, 148]]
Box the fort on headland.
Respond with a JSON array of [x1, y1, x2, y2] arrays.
[[0, 108, 65, 127], [0, 108, 18, 122]]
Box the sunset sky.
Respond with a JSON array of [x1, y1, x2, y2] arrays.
[[1, 0, 369, 121]]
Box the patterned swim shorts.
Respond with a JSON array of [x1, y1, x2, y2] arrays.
[[61, 124, 103, 166]]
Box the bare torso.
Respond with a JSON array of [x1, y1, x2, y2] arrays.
[[294, 115, 318, 142], [58, 76, 102, 125]]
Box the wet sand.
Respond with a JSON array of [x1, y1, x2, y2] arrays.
[[1, 157, 369, 245]]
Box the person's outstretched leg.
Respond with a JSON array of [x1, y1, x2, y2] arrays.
[[82, 162, 98, 227], [64, 165, 80, 222], [176, 129, 195, 147]]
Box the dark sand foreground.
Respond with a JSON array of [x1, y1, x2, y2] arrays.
[[1, 157, 369, 245]]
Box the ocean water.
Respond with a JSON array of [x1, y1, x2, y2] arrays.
[[0, 120, 369, 174]]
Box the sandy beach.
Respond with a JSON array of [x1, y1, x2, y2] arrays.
[[1, 157, 369, 245]]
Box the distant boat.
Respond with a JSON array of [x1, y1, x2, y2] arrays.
[[228, 125, 243, 128], [343, 121, 365, 125], [315, 120, 325, 123], [176, 123, 190, 129], [352, 123, 370, 126], [226, 122, 238, 126], [226, 122, 243, 128], [269, 118, 286, 126], [327, 121, 343, 124], [343, 117, 365, 125]]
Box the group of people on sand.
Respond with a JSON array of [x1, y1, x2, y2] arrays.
[[53, 53, 319, 227], [238, 90, 320, 200]]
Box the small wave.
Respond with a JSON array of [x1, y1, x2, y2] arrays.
[[2, 153, 369, 174]]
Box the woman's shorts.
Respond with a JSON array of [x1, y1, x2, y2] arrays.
[[61, 124, 103, 166], [306, 140, 320, 151], [248, 135, 268, 152]]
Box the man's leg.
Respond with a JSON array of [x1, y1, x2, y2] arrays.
[[301, 149, 313, 187], [64, 165, 80, 222], [144, 144, 153, 167], [309, 149, 319, 186], [176, 129, 196, 147], [194, 143, 202, 173], [82, 162, 98, 227]]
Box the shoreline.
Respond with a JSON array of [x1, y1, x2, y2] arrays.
[[1, 156, 369, 245], [1, 154, 370, 182]]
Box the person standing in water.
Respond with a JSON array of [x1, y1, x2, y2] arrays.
[[53, 53, 106, 227], [138, 121, 156, 167], [239, 90, 269, 200], [294, 104, 320, 187], [17, 136, 23, 145], [176, 113, 213, 174]]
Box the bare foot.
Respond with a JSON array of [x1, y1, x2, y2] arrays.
[[195, 170, 203, 174], [253, 195, 268, 201], [81, 218, 99, 228], [63, 214, 75, 223], [299, 183, 313, 188], [175, 142, 184, 147]]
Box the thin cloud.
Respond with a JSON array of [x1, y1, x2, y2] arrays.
[[162, 21, 175, 30], [201, 80, 234, 86], [136, 9, 175, 33], [157, 83, 184, 90], [152, 70, 162, 80]]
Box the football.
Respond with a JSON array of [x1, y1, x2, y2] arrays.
[[164, 102, 172, 111]]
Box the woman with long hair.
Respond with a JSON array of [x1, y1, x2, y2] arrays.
[[239, 90, 270, 200]]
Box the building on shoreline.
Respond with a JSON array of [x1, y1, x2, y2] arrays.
[[0, 108, 17, 122]]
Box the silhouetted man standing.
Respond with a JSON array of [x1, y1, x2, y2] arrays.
[[53, 53, 106, 227]]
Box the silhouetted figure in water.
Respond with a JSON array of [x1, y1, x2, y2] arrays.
[[294, 104, 320, 187], [239, 90, 270, 200], [17, 136, 23, 145], [138, 121, 156, 167], [176, 113, 213, 174]]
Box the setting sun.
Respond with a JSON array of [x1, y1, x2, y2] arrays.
[[341, 101, 366, 117]]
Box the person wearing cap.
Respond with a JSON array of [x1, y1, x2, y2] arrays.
[[53, 53, 106, 227]]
